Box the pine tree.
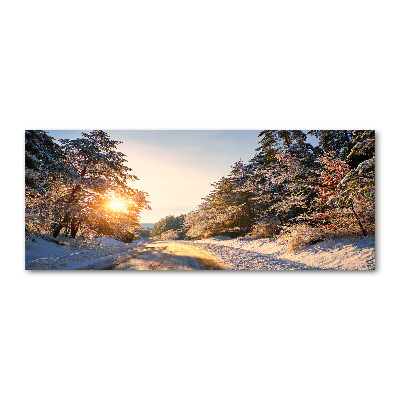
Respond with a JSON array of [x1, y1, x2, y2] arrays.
[[25, 131, 68, 239], [308, 130, 355, 161], [152, 214, 187, 239], [184, 129, 374, 241], [25, 130, 66, 194], [51, 130, 150, 239], [337, 130, 375, 235], [246, 130, 319, 226], [257, 130, 308, 162], [184, 165, 258, 239]]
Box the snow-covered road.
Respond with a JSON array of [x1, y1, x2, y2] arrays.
[[25, 237, 226, 270], [25, 235, 375, 270], [112, 241, 226, 270]]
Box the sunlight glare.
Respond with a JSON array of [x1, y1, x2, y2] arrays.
[[107, 199, 126, 212]]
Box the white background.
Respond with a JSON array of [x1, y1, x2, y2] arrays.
[[1, 1, 399, 399]]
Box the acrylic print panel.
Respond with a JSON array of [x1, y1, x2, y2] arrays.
[[25, 130, 375, 270]]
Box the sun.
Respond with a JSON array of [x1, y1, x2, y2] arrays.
[[106, 199, 126, 212]]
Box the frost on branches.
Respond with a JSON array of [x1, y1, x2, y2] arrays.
[[152, 215, 187, 240], [25, 130, 68, 240], [182, 130, 375, 241], [25, 130, 150, 242], [316, 131, 375, 236]]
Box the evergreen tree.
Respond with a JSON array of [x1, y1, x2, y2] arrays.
[[25, 130, 66, 194], [184, 129, 375, 241], [256, 130, 308, 162], [25, 131, 68, 239], [335, 130, 375, 235], [184, 166, 257, 239], [51, 130, 150, 239], [246, 130, 319, 226], [152, 214, 187, 239], [308, 130, 356, 162]]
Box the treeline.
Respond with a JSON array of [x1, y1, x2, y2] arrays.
[[151, 215, 187, 240], [153, 130, 375, 244], [25, 130, 150, 242]]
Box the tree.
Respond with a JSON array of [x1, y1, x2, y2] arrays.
[[262, 153, 318, 224], [25, 131, 68, 239], [245, 130, 319, 226], [140, 228, 152, 238], [310, 143, 374, 237], [256, 130, 308, 163], [336, 130, 375, 235], [184, 131, 320, 238], [25, 130, 66, 194], [51, 130, 150, 238], [152, 214, 187, 239], [184, 168, 256, 239], [183, 129, 375, 242], [308, 130, 374, 167]]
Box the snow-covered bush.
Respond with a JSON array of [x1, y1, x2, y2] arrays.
[[278, 224, 324, 252], [152, 214, 186, 239], [311, 209, 373, 239], [246, 221, 280, 238], [160, 230, 180, 240]]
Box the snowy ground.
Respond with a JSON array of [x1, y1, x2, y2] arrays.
[[185, 235, 375, 270], [26, 234, 375, 270], [25, 235, 148, 270]]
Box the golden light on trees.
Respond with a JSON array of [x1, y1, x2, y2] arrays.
[[106, 199, 126, 213]]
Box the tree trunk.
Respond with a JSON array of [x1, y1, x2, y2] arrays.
[[245, 198, 254, 229], [281, 131, 295, 157], [53, 211, 71, 238], [70, 218, 79, 238], [52, 167, 87, 238], [52, 224, 64, 238], [350, 201, 367, 236]]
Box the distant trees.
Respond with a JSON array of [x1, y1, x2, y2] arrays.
[[25, 130, 150, 241], [152, 214, 187, 240], [140, 228, 152, 238]]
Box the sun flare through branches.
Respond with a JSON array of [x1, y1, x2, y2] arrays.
[[106, 199, 127, 213]]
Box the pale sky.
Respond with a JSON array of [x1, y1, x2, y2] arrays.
[[48, 130, 262, 223]]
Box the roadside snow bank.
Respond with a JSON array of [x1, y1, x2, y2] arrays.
[[187, 236, 375, 270], [25, 235, 148, 270]]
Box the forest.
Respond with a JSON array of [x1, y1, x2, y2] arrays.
[[152, 130, 375, 250], [26, 130, 375, 252], [25, 130, 150, 243]]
